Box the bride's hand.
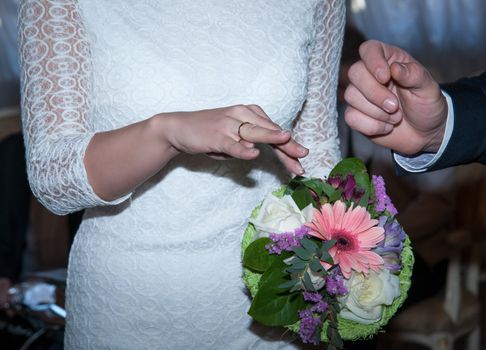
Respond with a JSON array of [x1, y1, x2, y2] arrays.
[[156, 104, 309, 175]]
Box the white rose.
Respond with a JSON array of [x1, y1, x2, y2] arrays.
[[249, 194, 314, 237], [338, 269, 400, 325]]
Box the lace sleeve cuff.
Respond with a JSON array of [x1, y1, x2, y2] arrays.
[[28, 132, 132, 215]]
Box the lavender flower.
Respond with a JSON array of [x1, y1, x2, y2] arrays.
[[303, 291, 323, 303], [372, 175, 398, 215], [375, 218, 406, 272], [298, 309, 321, 345], [265, 226, 309, 255], [311, 300, 328, 313], [299, 292, 329, 344], [325, 269, 348, 296]]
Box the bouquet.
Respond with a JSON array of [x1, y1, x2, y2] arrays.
[[241, 158, 413, 348]]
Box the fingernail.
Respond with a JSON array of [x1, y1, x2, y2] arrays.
[[397, 62, 408, 73], [383, 123, 393, 133], [280, 129, 290, 135], [389, 114, 402, 124], [296, 166, 305, 175], [375, 68, 387, 82], [300, 147, 309, 155], [383, 98, 397, 113]]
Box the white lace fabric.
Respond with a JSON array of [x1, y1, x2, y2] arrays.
[[19, 0, 344, 349], [294, 0, 344, 178], [19, 0, 128, 215]]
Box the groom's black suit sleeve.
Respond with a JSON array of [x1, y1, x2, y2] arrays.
[[397, 72, 486, 174]]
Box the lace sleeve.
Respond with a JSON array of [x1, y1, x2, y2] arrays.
[[293, 0, 345, 177], [19, 0, 129, 215]]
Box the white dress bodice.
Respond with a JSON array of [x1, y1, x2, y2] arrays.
[[19, 1, 344, 348]]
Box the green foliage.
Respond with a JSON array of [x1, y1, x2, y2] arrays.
[[300, 237, 318, 252], [325, 300, 344, 350], [302, 271, 316, 291], [291, 187, 316, 210], [330, 157, 372, 207], [248, 258, 306, 326], [319, 239, 336, 264], [242, 238, 276, 272]]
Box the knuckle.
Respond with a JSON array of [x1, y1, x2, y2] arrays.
[[347, 62, 362, 83], [364, 121, 388, 136], [344, 108, 358, 126], [228, 104, 245, 115], [359, 40, 374, 57], [247, 104, 262, 112], [343, 85, 355, 104]]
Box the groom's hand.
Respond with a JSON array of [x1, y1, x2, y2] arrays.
[[344, 40, 448, 155]]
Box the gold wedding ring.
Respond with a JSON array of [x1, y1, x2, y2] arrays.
[[237, 122, 252, 140]]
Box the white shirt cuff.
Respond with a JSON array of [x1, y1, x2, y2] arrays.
[[393, 90, 454, 173]]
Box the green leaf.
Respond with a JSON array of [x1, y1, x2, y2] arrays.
[[286, 266, 305, 274], [329, 157, 367, 178], [329, 157, 372, 207], [320, 181, 337, 198], [286, 176, 307, 193], [320, 251, 334, 265], [329, 189, 343, 203], [290, 259, 307, 270], [301, 178, 326, 196], [334, 331, 344, 349], [248, 259, 306, 326], [309, 258, 324, 273], [321, 239, 337, 251], [291, 187, 315, 210], [293, 246, 312, 261], [278, 279, 299, 290], [302, 271, 316, 291], [300, 237, 318, 253], [243, 238, 276, 272]]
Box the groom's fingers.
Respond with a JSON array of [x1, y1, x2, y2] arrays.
[[390, 61, 442, 100], [344, 84, 402, 124], [359, 40, 392, 84], [347, 61, 399, 115], [344, 106, 394, 137]]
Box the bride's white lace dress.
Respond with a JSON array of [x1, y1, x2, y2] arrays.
[[19, 0, 344, 348]]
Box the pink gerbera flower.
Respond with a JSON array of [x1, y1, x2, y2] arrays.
[[306, 200, 384, 279]]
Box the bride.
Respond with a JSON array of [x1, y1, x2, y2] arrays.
[[18, 0, 344, 348]]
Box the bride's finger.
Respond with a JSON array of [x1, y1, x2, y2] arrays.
[[219, 137, 260, 160], [237, 122, 291, 145], [225, 105, 278, 133], [245, 105, 281, 130], [239, 139, 255, 148], [273, 138, 309, 159], [273, 148, 305, 175]]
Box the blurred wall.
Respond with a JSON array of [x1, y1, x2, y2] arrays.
[[0, 0, 20, 109], [347, 0, 486, 82]]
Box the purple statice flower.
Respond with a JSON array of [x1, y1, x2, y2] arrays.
[[303, 291, 323, 303], [298, 309, 321, 345], [311, 300, 328, 313], [265, 226, 309, 255], [374, 218, 406, 272], [325, 269, 348, 296], [303, 292, 329, 313], [299, 293, 329, 344], [372, 175, 398, 215]]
